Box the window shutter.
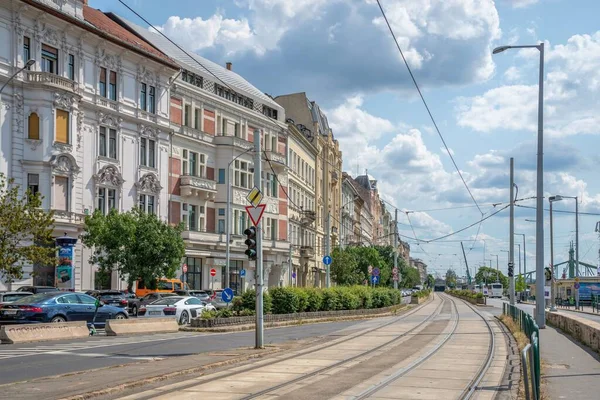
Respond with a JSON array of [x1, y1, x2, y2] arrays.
[[55, 110, 69, 143], [28, 113, 40, 140]]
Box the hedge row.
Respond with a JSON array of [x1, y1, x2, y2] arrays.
[[231, 286, 407, 315], [447, 289, 484, 299]]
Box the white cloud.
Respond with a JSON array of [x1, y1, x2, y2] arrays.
[[507, 0, 539, 8], [504, 66, 521, 82]]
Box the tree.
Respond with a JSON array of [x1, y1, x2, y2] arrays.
[[0, 174, 56, 286], [475, 266, 508, 289], [426, 274, 435, 288], [400, 266, 420, 288], [445, 268, 458, 288], [81, 208, 186, 289], [515, 275, 526, 292], [346, 246, 388, 285], [331, 247, 363, 286]]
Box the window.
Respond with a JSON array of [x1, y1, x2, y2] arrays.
[[139, 194, 155, 214], [184, 105, 191, 127], [194, 108, 200, 129], [99, 68, 107, 97], [54, 176, 69, 211], [28, 113, 40, 140], [96, 187, 116, 215], [41, 44, 58, 74], [264, 218, 276, 240], [140, 83, 146, 111], [109, 71, 117, 101], [189, 152, 197, 176], [239, 211, 247, 235], [188, 204, 197, 231], [218, 168, 225, 184], [55, 109, 69, 144], [27, 173, 39, 199], [99, 127, 117, 159], [140, 83, 156, 114], [233, 160, 252, 189], [217, 219, 225, 234], [68, 54, 75, 81], [140, 138, 156, 168], [23, 36, 31, 68], [218, 208, 225, 216]]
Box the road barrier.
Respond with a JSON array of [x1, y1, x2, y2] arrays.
[[546, 311, 600, 354], [105, 317, 179, 336], [503, 303, 540, 400], [0, 321, 89, 344]]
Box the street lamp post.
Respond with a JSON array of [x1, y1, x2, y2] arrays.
[[515, 233, 526, 283], [0, 59, 36, 95], [549, 195, 579, 309], [494, 42, 545, 328]]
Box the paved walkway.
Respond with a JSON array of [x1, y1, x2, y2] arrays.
[[488, 299, 600, 399]]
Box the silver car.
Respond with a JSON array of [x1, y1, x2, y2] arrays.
[[0, 291, 33, 305]]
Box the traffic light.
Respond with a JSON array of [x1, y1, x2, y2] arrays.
[[244, 226, 257, 260], [508, 262, 514, 278], [545, 267, 552, 281]]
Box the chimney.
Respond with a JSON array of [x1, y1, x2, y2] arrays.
[[226, 62, 232, 71]]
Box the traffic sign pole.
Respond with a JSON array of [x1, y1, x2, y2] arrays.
[[253, 129, 264, 349]]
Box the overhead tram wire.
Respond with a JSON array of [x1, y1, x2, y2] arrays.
[[375, 0, 483, 217], [516, 204, 600, 216]]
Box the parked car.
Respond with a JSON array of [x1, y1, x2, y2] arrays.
[[174, 290, 211, 302], [138, 296, 215, 325], [0, 291, 33, 305], [88, 291, 129, 309], [0, 292, 128, 326], [128, 292, 179, 316], [15, 286, 60, 294], [210, 289, 234, 310]]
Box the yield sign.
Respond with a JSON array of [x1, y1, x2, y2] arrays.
[[245, 204, 266, 226]]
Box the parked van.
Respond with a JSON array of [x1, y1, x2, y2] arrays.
[[135, 279, 188, 298]]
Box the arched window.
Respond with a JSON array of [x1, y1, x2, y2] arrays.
[[28, 113, 40, 140]]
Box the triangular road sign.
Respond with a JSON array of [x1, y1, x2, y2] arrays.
[[245, 204, 266, 226]]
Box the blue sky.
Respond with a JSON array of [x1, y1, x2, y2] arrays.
[[91, 0, 600, 278]]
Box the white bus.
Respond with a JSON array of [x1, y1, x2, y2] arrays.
[[490, 283, 503, 298]]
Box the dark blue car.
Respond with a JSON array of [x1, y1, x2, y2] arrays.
[[0, 292, 128, 326]]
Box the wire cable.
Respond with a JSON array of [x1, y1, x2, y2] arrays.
[[516, 204, 600, 216], [375, 0, 483, 216]]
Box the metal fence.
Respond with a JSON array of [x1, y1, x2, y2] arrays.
[[503, 303, 540, 400]]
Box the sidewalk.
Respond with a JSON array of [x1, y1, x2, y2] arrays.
[[510, 302, 600, 399]]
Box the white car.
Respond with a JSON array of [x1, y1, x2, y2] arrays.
[[139, 296, 216, 325]]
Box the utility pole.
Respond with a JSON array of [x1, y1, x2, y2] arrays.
[[326, 212, 331, 288], [461, 242, 470, 286], [550, 198, 556, 311], [393, 209, 398, 290], [509, 158, 515, 305], [253, 128, 263, 349]]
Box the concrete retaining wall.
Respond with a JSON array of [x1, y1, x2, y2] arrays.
[[105, 317, 179, 336], [546, 311, 600, 352], [411, 293, 432, 305], [191, 303, 410, 328], [0, 322, 89, 344]]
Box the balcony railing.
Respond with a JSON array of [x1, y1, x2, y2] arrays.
[[300, 246, 315, 258], [97, 97, 118, 111], [180, 175, 217, 199], [25, 71, 77, 93], [53, 210, 85, 224], [265, 151, 286, 167]]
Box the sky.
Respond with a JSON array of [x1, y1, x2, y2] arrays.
[[90, 0, 600, 279]]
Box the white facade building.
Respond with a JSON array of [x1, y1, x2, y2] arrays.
[[0, 0, 178, 290]]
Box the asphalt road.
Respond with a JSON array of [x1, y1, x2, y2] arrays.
[[0, 317, 375, 384]]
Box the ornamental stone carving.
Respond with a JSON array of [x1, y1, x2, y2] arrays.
[[94, 48, 122, 72], [137, 65, 156, 86], [94, 164, 124, 187], [36, 22, 60, 47], [139, 124, 159, 138], [136, 173, 162, 194], [54, 92, 76, 110], [51, 154, 80, 178], [267, 198, 278, 214], [232, 188, 247, 205], [25, 139, 42, 151], [14, 93, 24, 137], [97, 111, 123, 129]]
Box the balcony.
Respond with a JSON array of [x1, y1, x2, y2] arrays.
[[214, 135, 253, 151], [301, 210, 316, 226], [180, 175, 217, 200], [300, 246, 315, 258], [182, 228, 223, 244], [264, 151, 286, 169], [53, 210, 85, 225], [25, 71, 77, 93], [179, 125, 214, 144], [97, 97, 118, 111]]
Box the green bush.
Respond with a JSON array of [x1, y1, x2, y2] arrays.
[[305, 288, 323, 312], [322, 288, 341, 311], [350, 286, 373, 309], [372, 289, 393, 308], [293, 288, 309, 312], [232, 297, 244, 313], [263, 291, 272, 314], [390, 289, 402, 305], [270, 287, 300, 314], [241, 290, 256, 310], [200, 309, 217, 319], [217, 308, 233, 318], [338, 288, 361, 310]]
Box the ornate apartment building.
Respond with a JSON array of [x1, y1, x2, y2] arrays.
[[275, 93, 342, 287], [0, 0, 179, 291], [114, 15, 290, 293]]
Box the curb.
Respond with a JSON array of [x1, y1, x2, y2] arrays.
[[494, 316, 522, 400], [181, 305, 411, 333], [58, 348, 282, 400]]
